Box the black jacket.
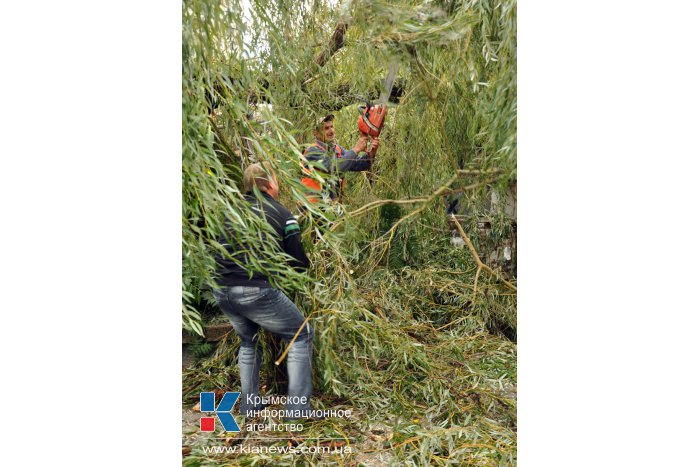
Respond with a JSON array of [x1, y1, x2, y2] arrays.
[[215, 192, 309, 288]]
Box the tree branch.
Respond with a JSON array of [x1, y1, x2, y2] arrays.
[[339, 169, 504, 222], [315, 21, 348, 68], [450, 214, 517, 293]]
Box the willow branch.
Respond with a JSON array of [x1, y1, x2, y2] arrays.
[[315, 21, 348, 67], [339, 169, 504, 224], [472, 266, 482, 303], [450, 214, 517, 293], [275, 314, 312, 366], [345, 197, 428, 218], [301, 20, 349, 86], [208, 116, 240, 164], [366, 176, 497, 265]]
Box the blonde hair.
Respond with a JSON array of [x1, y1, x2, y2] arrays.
[[243, 162, 275, 193]]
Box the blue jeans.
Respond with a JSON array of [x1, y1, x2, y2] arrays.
[[214, 286, 314, 418]]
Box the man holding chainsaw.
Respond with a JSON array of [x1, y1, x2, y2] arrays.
[[301, 112, 381, 202]]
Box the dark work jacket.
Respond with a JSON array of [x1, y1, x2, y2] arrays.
[[215, 192, 310, 288], [303, 139, 372, 199]]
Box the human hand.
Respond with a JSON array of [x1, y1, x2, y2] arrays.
[[369, 137, 380, 155], [353, 134, 369, 154]]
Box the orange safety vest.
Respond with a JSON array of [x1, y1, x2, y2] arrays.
[[301, 142, 345, 203]]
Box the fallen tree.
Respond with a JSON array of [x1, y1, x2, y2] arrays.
[[182, 0, 517, 463]]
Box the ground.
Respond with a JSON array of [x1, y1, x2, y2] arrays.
[[182, 325, 517, 466]]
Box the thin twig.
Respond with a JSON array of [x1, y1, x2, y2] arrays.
[[435, 315, 470, 331], [345, 197, 428, 218], [275, 315, 312, 366], [472, 266, 482, 303]]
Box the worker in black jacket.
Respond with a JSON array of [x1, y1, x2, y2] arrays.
[[214, 162, 315, 420]]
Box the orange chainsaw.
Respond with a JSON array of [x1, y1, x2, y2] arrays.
[[357, 102, 387, 158], [357, 59, 398, 157], [357, 61, 398, 182], [357, 103, 388, 139]]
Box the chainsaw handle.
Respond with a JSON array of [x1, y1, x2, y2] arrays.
[[358, 130, 377, 155], [367, 137, 379, 157]]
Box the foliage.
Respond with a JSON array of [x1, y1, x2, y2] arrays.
[[182, 0, 517, 464]]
